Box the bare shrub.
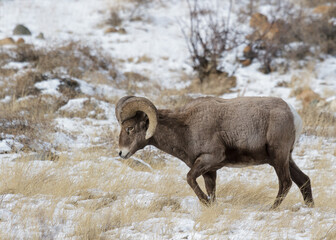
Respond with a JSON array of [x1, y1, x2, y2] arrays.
[[304, 13, 336, 55], [300, 0, 334, 7], [106, 10, 123, 27], [14, 44, 42, 62], [127, 0, 153, 22], [106, 0, 153, 28], [242, 1, 336, 73], [181, 0, 241, 83]]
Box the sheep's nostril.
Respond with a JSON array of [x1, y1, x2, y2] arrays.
[[119, 151, 122, 157]]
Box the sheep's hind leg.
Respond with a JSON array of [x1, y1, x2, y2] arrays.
[[187, 155, 217, 206], [271, 160, 292, 209], [289, 156, 314, 207], [203, 171, 217, 203]]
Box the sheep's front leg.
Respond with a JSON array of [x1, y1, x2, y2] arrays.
[[203, 171, 217, 203], [187, 155, 217, 205]]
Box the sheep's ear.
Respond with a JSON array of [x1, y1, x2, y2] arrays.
[[135, 111, 147, 121], [137, 112, 149, 130]]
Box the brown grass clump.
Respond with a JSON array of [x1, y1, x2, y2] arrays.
[[148, 197, 181, 212], [0, 41, 121, 151], [36, 42, 114, 79], [3, 42, 116, 81], [13, 70, 45, 98], [0, 97, 57, 151], [13, 44, 42, 63], [299, 105, 336, 137]]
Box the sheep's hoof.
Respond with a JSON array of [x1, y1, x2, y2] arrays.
[[269, 204, 280, 210], [200, 197, 216, 207], [200, 199, 211, 207], [305, 200, 315, 208]]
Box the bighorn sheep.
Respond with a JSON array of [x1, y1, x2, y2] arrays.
[[115, 96, 314, 208]]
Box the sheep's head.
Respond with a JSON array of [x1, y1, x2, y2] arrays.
[[115, 96, 158, 159]]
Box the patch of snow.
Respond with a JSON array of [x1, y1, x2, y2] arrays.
[[0, 139, 23, 153], [58, 98, 88, 112], [35, 79, 61, 96], [2, 62, 30, 69], [0, 96, 11, 103], [0, 209, 12, 222], [180, 196, 201, 213], [313, 56, 336, 97], [52, 132, 75, 148], [0, 140, 12, 153]]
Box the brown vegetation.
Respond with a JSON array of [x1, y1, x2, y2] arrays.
[[181, 0, 241, 91], [241, 1, 336, 73]]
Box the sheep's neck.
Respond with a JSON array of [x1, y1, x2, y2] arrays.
[[150, 110, 190, 164]]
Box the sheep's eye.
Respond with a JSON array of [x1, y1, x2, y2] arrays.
[[126, 127, 134, 134]]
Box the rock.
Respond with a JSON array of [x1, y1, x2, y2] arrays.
[[250, 13, 269, 29], [118, 27, 127, 34], [243, 45, 256, 59], [36, 32, 45, 39], [16, 38, 25, 44], [104, 27, 118, 34], [13, 24, 32, 35], [249, 12, 285, 41], [0, 37, 15, 45], [136, 55, 152, 63], [265, 20, 285, 41], [104, 27, 126, 34], [240, 58, 252, 67], [243, 45, 252, 57]]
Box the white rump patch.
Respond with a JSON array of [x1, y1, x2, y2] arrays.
[[287, 103, 303, 144]]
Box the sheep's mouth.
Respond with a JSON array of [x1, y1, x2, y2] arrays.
[[119, 148, 132, 159], [122, 152, 132, 159]]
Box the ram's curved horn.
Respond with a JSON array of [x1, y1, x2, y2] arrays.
[[115, 96, 158, 139], [115, 96, 135, 124]]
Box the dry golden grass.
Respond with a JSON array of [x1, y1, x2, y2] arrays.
[[289, 69, 336, 138], [1, 41, 116, 86], [299, 105, 336, 137], [0, 96, 57, 151], [1, 79, 335, 239], [58, 97, 107, 120], [0, 23, 335, 240], [0, 134, 335, 239]]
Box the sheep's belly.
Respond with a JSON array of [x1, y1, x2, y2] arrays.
[[223, 148, 269, 168], [225, 162, 263, 168]]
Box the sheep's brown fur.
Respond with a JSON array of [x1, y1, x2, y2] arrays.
[[116, 96, 314, 208]]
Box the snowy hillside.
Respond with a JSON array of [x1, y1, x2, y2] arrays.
[[0, 0, 335, 239]]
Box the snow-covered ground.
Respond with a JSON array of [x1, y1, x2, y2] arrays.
[[0, 0, 335, 239]]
